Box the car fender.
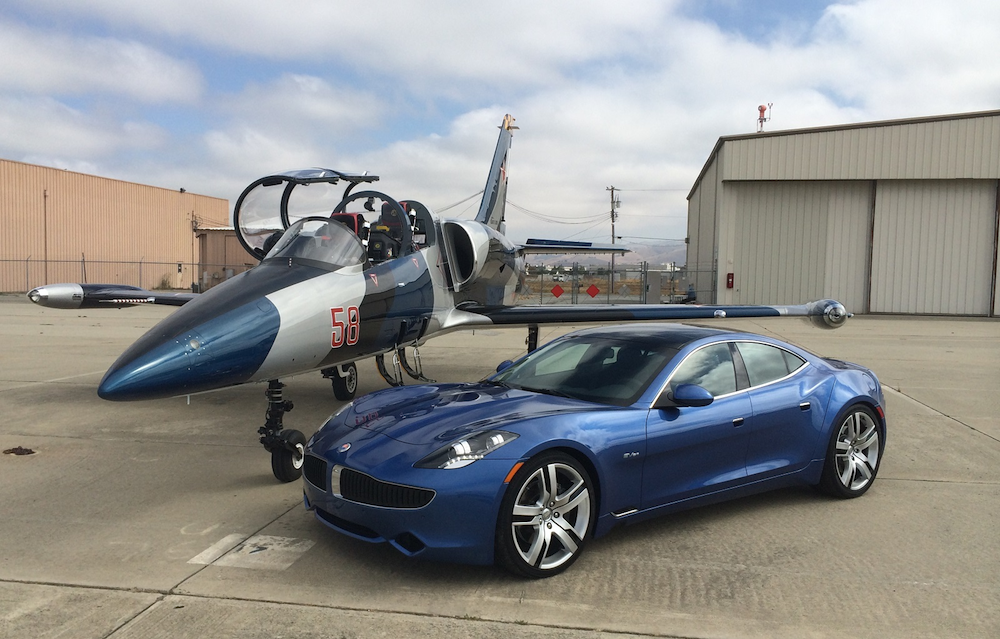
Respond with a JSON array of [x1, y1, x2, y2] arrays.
[[814, 371, 886, 463]]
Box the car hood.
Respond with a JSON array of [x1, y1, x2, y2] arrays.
[[313, 382, 603, 450]]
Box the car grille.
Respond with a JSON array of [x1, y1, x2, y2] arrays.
[[337, 466, 435, 509], [303, 455, 328, 489]]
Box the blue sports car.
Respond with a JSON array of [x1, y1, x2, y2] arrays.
[[302, 323, 886, 578]]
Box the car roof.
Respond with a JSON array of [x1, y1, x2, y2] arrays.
[[562, 323, 734, 350]]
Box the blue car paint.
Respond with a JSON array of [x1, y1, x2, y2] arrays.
[[303, 325, 886, 568]]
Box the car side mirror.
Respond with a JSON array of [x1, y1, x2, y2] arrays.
[[653, 383, 714, 409], [496, 360, 514, 373]]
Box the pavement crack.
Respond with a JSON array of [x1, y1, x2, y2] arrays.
[[884, 386, 999, 445]]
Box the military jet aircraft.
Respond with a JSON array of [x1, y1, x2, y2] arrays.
[[28, 115, 850, 482]]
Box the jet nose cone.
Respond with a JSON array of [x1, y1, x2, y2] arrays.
[[98, 298, 281, 401]]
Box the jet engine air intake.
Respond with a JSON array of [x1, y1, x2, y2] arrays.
[[441, 220, 491, 292]]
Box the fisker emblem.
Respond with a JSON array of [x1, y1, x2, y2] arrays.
[[338, 443, 352, 453]]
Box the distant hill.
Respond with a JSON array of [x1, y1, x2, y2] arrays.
[[529, 242, 686, 269]]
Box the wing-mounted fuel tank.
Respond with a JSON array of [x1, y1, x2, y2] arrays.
[[439, 219, 523, 304]]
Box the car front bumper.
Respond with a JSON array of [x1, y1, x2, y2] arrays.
[[302, 454, 515, 566]]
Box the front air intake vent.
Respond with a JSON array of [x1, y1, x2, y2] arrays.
[[339, 467, 434, 509], [303, 455, 328, 490]]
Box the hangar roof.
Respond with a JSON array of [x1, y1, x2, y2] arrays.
[[689, 109, 1000, 199]]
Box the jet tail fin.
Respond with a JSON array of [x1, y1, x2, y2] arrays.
[[475, 114, 518, 233]]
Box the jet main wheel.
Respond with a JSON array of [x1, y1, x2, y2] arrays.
[[496, 452, 595, 578], [331, 363, 358, 400], [818, 404, 884, 498], [271, 429, 306, 483]]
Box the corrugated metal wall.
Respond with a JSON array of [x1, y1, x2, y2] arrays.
[[718, 181, 870, 311], [686, 155, 720, 300], [824, 182, 874, 313], [1, 159, 229, 291], [870, 180, 997, 315], [688, 111, 1000, 315], [196, 230, 255, 290], [722, 112, 1000, 181]]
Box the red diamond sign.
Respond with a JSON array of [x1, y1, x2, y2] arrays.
[[551, 284, 564, 298], [586, 284, 600, 298]]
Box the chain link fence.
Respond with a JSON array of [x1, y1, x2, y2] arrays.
[[4, 258, 717, 304], [516, 263, 716, 306], [1, 258, 254, 294]]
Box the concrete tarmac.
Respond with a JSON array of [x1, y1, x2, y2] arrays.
[[0, 294, 997, 638]]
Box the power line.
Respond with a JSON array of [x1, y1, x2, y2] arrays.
[[507, 200, 607, 224], [436, 190, 484, 213]]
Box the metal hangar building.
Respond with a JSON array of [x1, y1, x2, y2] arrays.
[[686, 110, 1000, 316]]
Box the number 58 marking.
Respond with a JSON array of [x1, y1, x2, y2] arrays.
[[331, 306, 360, 348]]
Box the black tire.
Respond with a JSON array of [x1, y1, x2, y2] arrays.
[[271, 429, 306, 483], [495, 452, 595, 578], [331, 363, 358, 401], [818, 404, 884, 498]]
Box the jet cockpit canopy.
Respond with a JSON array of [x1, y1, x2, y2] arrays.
[[233, 168, 379, 259], [263, 217, 368, 271]]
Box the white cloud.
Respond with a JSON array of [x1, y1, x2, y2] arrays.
[[5, 0, 1000, 248], [218, 74, 386, 141], [0, 96, 167, 158], [0, 20, 203, 103]]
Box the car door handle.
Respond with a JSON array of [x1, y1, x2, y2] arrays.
[[799, 402, 811, 411], [732, 417, 744, 427]]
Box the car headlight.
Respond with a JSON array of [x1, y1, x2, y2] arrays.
[[415, 430, 519, 469]]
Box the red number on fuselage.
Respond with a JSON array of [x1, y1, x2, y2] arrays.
[[331, 306, 360, 348]]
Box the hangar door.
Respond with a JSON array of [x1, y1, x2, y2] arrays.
[[725, 181, 871, 311], [870, 180, 997, 315]]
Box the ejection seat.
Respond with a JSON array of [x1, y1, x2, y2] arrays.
[[367, 202, 412, 263]]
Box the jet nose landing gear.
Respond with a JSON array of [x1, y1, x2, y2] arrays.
[[259, 379, 306, 482]]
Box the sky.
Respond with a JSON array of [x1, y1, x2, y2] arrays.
[[3, 0, 1000, 254]]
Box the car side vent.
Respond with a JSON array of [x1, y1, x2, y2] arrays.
[[339, 467, 435, 509]]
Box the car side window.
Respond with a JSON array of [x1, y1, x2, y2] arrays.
[[669, 343, 737, 397], [736, 342, 805, 387]]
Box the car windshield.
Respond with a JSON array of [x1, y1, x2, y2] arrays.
[[263, 217, 367, 270], [491, 335, 678, 406]]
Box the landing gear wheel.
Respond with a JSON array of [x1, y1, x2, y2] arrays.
[[496, 452, 594, 578], [331, 363, 358, 400], [818, 404, 883, 498], [271, 429, 306, 483]]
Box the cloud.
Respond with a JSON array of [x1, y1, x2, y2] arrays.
[[0, 20, 203, 103], [218, 74, 386, 142], [4, 0, 1000, 249], [9, 1, 676, 94], [0, 96, 167, 159]]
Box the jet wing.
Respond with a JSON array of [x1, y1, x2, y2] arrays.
[[463, 299, 851, 330], [518, 239, 628, 255], [28, 283, 198, 309]]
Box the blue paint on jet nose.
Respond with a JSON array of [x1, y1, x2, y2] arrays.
[[99, 298, 281, 401]]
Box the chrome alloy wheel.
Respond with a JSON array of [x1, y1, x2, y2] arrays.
[[834, 409, 881, 492], [510, 461, 592, 571]]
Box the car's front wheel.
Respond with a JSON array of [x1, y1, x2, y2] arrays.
[[496, 452, 595, 578], [819, 404, 884, 498]]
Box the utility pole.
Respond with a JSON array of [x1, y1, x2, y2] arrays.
[[607, 186, 620, 289]]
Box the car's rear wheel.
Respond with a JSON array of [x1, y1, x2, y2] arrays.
[[496, 452, 594, 578], [819, 404, 883, 498]]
